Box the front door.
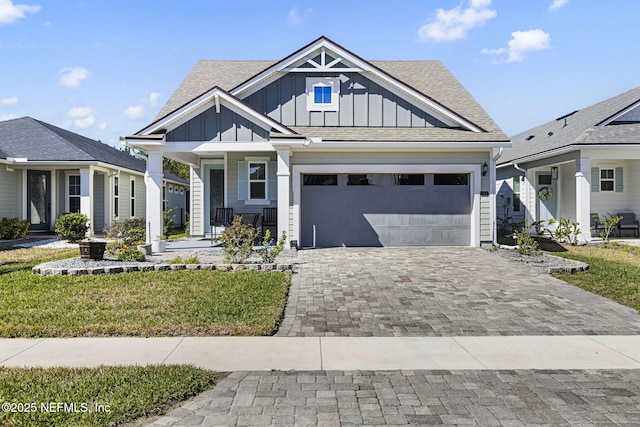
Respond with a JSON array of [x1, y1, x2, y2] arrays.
[[536, 171, 557, 230], [209, 169, 224, 232], [27, 170, 51, 231]]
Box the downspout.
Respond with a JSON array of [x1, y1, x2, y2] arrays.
[[493, 148, 518, 249]]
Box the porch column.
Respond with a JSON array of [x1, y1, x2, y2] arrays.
[[146, 150, 164, 244], [79, 167, 94, 237], [576, 157, 591, 243], [276, 149, 291, 246]]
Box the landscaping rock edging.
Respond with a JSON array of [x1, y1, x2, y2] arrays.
[[489, 248, 589, 275], [32, 262, 293, 276]]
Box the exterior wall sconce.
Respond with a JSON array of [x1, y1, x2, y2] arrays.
[[551, 166, 558, 180], [481, 162, 489, 176]]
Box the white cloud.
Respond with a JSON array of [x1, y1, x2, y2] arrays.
[[74, 115, 95, 129], [124, 105, 145, 119], [66, 106, 96, 129], [0, 0, 40, 25], [124, 91, 162, 120], [0, 113, 16, 121], [98, 122, 107, 130], [549, 0, 568, 11], [57, 67, 90, 88], [482, 29, 551, 63], [287, 7, 312, 26], [148, 92, 161, 106], [418, 0, 497, 42], [0, 96, 18, 105], [67, 106, 93, 119]]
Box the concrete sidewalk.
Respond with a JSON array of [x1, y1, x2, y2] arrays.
[[2, 336, 640, 371]]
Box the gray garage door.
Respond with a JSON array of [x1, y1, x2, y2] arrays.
[[300, 173, 471, 247]]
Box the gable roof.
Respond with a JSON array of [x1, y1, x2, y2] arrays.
[[0, 117, 187, 184], [500, 87, 640, 164], [150, 37, 507, 143]]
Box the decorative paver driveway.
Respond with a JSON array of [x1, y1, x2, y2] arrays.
[[149, 369, 640, 426], [277, 247, 640, 337]]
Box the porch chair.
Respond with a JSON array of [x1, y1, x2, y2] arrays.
[[210, 208, 234, 244], [590, 213, 604, 236], [261, 208, 277, 240], [616, 212, 640, 238]]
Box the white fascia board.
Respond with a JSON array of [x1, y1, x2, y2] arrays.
[[192, 142, 275, 153], [289, 141, 510, 150], [501, 143, 640, 167], [232, 39, 482, 132], [138, 88, 293, 137]]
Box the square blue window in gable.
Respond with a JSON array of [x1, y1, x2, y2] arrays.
[[314, 86, 332, 104]]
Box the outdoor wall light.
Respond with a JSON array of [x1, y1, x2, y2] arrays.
[[551, 166, 558, 180], [481, 162, 489, 176]]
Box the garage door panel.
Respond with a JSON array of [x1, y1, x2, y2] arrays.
[[301, 173, 471, 247]]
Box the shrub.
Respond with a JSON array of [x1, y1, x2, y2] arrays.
[[594, 213, 622, 244], [0, 217, 30, 240], [55, 213, 89, 243], [219, 215, 257, 263], [117, 247, 147, 262], [516, 222, 540, 256], [553, 217, 581, 245], [257, 229, 287, 263], [168, 256, 200, 265]]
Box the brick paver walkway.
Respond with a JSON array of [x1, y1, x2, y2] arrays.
[[277, 247, 640, 336]]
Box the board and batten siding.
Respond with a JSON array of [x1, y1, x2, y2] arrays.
[[0, 167, 20, 218], [244, 72, 447, 128], [166, 105, 270, 142]]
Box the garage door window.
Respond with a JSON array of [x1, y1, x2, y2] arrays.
[[434, 173, 468, 185], [395, 174, 425, 185], [303, 174, 338, 185]]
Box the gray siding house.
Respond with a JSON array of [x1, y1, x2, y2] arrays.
[[496, 87, 640, 242], [0, 117, 188, 236], [127, 37, 509, 248]]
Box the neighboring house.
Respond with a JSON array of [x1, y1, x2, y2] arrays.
[[126, 36, 509, 248], [0, 117, 189, 236], [496, 87, 640, 242]]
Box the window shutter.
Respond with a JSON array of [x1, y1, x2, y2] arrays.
[[615, 167, 624, 192], [237, 161, 248, 201], [268, 161, 277, 200], [591, 167, 599, 193]]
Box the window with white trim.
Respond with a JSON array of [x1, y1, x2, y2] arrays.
[[130, 178, 136, 217], [163, 186, 167, 211], [113, 176, 119, 218], [600, 169, 614, 191], [68, 175, 80, 213], [249, 162, 267, 200], [512, 176, 521, 212], [306, 77, 340, 111]]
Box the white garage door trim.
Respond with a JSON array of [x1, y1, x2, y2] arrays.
[[292, 163, 481, 247]]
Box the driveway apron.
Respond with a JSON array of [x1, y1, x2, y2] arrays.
[[276, 247, 640, 337]]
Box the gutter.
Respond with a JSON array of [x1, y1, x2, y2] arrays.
[[492, 147, 517, 250]]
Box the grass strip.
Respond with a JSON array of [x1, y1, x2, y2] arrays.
[[0, 365, 221, 427], [553, 246, 640, 312], [0, 248, 290, 337]]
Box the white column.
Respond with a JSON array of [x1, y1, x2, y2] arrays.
[[575, 157, 591, 243], [146, 150, 164, 244], [79, 167, 94, 237], [276, 149, 291, 246]]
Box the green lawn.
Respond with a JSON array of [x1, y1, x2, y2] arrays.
[[0, 248, 290, 337], [0, 365, 223, 427], [551, 245, 640, 312]]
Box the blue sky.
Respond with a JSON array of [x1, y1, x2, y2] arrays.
[[0, 0, 638, 147]]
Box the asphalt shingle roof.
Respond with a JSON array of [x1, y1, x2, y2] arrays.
[[0, 117, 187, 184], [152, 47, 507, 143], [500, 87, 640, 164]]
